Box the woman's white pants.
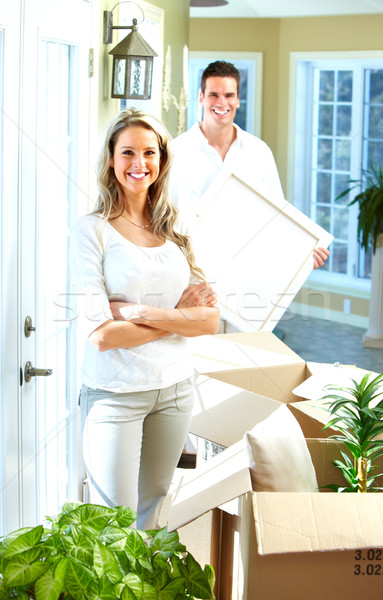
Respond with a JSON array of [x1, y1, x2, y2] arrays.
[[80, 378, 194, 530]]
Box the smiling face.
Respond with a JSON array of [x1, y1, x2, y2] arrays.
[[199, 76, 240, 129], [110, 125, 160, 200]]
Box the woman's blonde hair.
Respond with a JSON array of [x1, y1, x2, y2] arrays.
[[96, 108, 203, 279]]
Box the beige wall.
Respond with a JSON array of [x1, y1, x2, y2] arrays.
[[189, 14, 383, 323], [148, 0, 190, 134]]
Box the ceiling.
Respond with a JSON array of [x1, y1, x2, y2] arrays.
[[190, 0, 383, 18]]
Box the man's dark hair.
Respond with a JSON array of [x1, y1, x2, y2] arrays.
[[200, 61, 240, 95]]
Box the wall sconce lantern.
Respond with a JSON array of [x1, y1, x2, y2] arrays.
[[103, 3, 157, 100]]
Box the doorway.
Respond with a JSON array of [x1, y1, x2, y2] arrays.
[[0, 0, 91, 534]]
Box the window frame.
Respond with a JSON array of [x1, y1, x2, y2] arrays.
[[288, 50, 383, 296]]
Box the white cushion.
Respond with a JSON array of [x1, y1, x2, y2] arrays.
[[244, 405, 318, 492]]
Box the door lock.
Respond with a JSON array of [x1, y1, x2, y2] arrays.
[[24, 316, 36, 337], [24, 361, 53, 383]]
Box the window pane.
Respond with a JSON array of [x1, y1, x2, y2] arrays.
[[337, 71, 353, 102], [368, 105, 383, 139], [319, 70, 334, 101], [369, 70, 383, 103], [38, 40, 76, 520], [317, 138, 332, 168], [316, 205, 331, 231], [333, 207, 349, 239], [335, 139, 351, 171], [367, 140, 383, 167], [336, 105, 352, 136], [316, 172, 332, 203], [318, 104, 333, 135], [359, 246, 373, 279], [334, 173, 352, 204], [332, 242, 348, 274]]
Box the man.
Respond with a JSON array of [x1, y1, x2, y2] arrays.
[[170, 60, 329, 269]]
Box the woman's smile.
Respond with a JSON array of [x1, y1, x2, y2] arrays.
[[110, 125, 160, 197]]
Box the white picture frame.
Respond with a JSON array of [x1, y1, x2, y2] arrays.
[[191, 171, 333, 332]]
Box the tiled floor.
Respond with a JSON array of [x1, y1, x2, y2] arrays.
[[276, 311, 383, 374]]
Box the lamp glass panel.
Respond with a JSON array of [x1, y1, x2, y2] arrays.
[[113, 58, 126, 96], [129, 58, 146, 96]]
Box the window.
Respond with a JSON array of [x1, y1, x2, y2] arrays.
[[292, 54, 383, 288], [188, 52, 263, 136]]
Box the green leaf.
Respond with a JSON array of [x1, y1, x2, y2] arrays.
[[114, 507, 137, 529], [121, 586, 139, 600], [35, 563, 64, 600], [100, 526, 129, 550], [204, 563, 215, 594], [4, 555, 50, 588], [185, 554, 214, 599], [150, 527, 180, 559], [93, 540, 123, 584], [64, 558, 94, 600], [0, 579, 7, 600], [57, 504, 117, 532], [87, 574, 116, 600], [137, 557, 153, 573], [122, 573, 144, 598], [4, 525, 44, 558], [158, 577, 185, 599], [142, 582, 157, 600], [59, 500, 83, 515], [61, 532, 94, 566], [124, 529, 148, 560]]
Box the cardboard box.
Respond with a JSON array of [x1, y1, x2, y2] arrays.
[[190, 332, 335, 440], [169, 438, 383, 600], [190, 332, 375, 441]]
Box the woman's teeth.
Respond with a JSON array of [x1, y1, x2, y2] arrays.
[[129, 172, 147, 179]]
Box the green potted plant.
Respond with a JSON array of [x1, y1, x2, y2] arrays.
[[321, 371, 383, 493], [337, 164, 383, 253], [0, 502, 215, 600]]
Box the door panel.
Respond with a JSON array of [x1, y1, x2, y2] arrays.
[[1, 0, 90, 534]]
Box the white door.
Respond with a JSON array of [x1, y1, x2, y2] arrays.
[[1, 0, 91, 534]]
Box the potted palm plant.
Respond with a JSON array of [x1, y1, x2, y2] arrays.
[[0, 502, 215, 600], [337, 164, 383, 348], [322, 371, 383, 493], [337, 164, 383, 253]]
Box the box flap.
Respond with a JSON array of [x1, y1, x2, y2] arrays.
[[190, 332, 310, 403], [289, 398, 334, 432], [292, 363, 377, 401], [192, 170, 333, 332], [168, 440, 252, 531], [190, 332, 304, 376], [254, 492, 383, 555], [191, 374, 281, 447]]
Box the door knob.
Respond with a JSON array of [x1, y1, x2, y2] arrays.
[[24, 361, 53, 383]]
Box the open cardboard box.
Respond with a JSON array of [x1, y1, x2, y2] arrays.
[[168, 334, 383, 598], [168, 436, 383, 600], [189, 331, 372, 440]]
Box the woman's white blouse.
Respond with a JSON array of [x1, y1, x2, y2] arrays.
[[70, 214, 193, 392]]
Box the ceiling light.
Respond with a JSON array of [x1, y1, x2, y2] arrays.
[[190, 1, 229, 7]]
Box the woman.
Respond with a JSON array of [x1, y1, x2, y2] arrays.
[[71, 109, 219, 530]]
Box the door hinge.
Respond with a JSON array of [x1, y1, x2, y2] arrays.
[[89, 48, 95, 78]]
